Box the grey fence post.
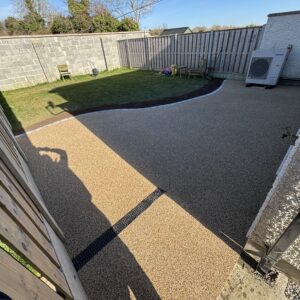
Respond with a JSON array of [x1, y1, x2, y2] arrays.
[[146, 37, 151, 69], [174, 34, 178, 66], [125, 40, 132, 69]]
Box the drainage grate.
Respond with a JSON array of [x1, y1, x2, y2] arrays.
[[72, 188, 165, 271]]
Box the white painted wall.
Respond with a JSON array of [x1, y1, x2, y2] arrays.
[[260, 11, 300, 79]]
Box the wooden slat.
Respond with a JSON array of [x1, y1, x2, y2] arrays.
[[215, 31, 225, 71], [0, 161, 47, 234], [184, 35, 188, 67], [0, 208, 72, 298], [0, 130, 23, 171], [238, 28, 253, 74], [206, 31, 213, 68], [139, 39, 143, 68], [0, 112, 27, 162], [233, 29, 247, 73], [187, 34, 192, 68], [195, 33, 201, 67], [0, 106, 11, 128], [158, 37, 162, 68], [211, 31, 220, 71], [0, 137, 65, 241], [0, 249, 63, 300], [163, 36, 167, 67], [0, 185, 59, 266], [224, 30, 236, 72], [160, 37, 163, 68], [153, 38, 157, 69], [149, 38, 153, 69], [200, 32, 206, 60], [45, 220, 88, 300], [244, 27, 261, 74]]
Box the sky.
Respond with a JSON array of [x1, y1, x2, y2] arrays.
[[0, 0, 299, 29]]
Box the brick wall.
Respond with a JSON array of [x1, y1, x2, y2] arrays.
[[0, 31, 148, 91]]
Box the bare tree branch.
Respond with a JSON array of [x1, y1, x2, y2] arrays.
[[93, 0, 161, 24], [12, 0, 57, 22]]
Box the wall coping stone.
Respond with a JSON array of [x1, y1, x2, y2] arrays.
[[0, 31, 149, 40]]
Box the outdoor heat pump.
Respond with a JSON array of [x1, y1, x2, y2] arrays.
[[245, 46, 292, 88]]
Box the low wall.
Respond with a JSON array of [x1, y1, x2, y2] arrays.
[[0, 31, 148, 91], [259, 11, 300, 80]]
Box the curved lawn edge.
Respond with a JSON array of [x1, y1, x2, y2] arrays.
[[15, 78, 224, 136]]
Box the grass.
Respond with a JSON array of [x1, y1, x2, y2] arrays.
[[1, 68, 207, 132]]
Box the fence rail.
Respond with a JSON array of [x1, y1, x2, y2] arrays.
[[0, 103, 87, 299], [118, 26, 264, 77]]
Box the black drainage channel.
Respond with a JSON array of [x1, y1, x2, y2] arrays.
[[72, 188, 165, 271]]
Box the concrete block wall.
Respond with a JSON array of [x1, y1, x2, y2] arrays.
[[259, 11, 300, 80], [0, 31, 148, 91]]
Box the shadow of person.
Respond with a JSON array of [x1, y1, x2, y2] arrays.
[[19, 141, 160, 300]]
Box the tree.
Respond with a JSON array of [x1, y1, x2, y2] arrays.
[[50, 16, 74, 34], [193, 26, 208, 33], [118, 17, 139, 31], [89, 0, 107, 16], [125, 0, 155, 25], [149, 25, 165, 36], [21, 0, 45, 33], [92, 12, 120, 32], [4, 17, 23, 35], [67, 0, 93, 32], [99, 0, 157, 25], [12, 0, 54, 22], [68, 0, 90, 16], [0, 22, 5, 35]]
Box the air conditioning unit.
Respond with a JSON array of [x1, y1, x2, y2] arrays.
[[245, 47, 291, 88]]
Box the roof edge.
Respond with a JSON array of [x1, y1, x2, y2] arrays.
[[268, 10, 300, 18]]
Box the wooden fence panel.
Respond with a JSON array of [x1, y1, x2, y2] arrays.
[[0, 250, 63, 300], [0, 185, 59, 265], [118, 26, 263, 77], [0, 207, 72, 297], [0, 161, 45, 228], [0, 135, 64, 241], [0, 101, 87, 299]]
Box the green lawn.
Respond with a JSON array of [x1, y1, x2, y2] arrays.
[[1, 68, 207, 132]]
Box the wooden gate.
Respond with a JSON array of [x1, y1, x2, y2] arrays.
[[0, 104, 87, 299]]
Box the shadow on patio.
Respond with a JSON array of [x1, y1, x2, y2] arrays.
[[0, 90, 160, 299]]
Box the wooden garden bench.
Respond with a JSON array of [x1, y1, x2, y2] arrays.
[[188, 59, 208, 79], [57, 64, 72, 80]]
